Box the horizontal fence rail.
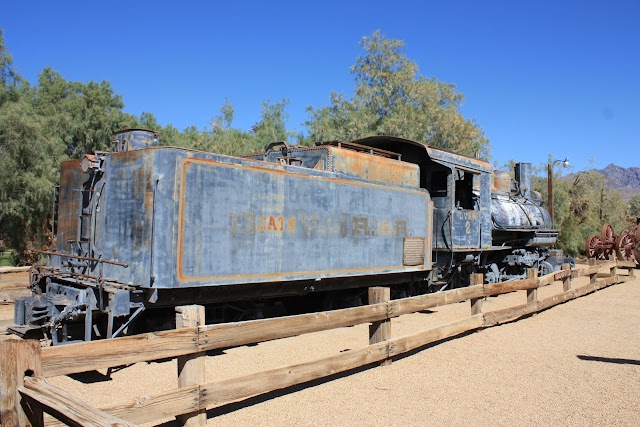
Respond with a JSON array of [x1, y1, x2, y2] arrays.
[[0, 267, 30, 305], [0, 259, 634, 427]]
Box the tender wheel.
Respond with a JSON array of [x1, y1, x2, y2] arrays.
[[585, 233, 601, 259]]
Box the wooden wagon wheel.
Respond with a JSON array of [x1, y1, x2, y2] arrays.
[[585, 233, 601, 259], [600, 223, 615, 242], [615, 228, 636, 262], [599, 224, 615, 258]]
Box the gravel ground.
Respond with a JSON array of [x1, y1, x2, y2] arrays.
[[3, 273, 639, 426]]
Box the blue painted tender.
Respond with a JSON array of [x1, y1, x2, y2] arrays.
[[13, 131, 433, 342]]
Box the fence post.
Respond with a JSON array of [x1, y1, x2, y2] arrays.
[[470, 273, 484, 316], [562, 263, 572, 292], [588, 258, 597, 285], [608, 255, 617, 278], [176, 305, 206, 427], [369, 287, 391, 366], [526, 268, 538, 304], [0, 339, 43, 427]]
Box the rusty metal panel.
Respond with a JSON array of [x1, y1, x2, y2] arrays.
[[261, 145, 420, 188], [327, 146, 420, 188], [56, 159, 84, 255], [92, 149, 156, 286]]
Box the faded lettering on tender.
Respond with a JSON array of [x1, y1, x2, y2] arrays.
[[230, 212, 409, 238], [395, 220, 407, 237], [231, 212, 295, 234], [299, 215, 318, 235], [352, 216, 373, 236]]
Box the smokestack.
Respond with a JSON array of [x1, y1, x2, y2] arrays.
[[515, 163, 531, 198]]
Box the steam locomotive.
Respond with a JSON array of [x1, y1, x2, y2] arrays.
[[12, 130, 570, 343]]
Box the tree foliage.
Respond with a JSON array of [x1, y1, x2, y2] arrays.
[[628, 195, 640, 218], [305, 31, 489, 158], [139, 98, 295, 156], [0, 31, 137, 259], [0, 29, 23, 106]]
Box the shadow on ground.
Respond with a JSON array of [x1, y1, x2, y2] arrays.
[[577, 355, 640, 365]]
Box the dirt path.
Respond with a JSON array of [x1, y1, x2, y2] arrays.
[[201, 278, 640, 427], [3, 275, 638, 426]]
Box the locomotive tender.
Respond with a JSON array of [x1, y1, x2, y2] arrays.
[[12, 130, 565, 343]]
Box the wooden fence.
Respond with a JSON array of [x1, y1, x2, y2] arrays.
[[0, 259, 635, 427]]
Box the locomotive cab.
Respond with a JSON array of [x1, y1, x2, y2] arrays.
[[424, 158, 491, 252]]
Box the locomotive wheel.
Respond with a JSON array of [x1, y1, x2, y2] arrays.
[[615, 229, 636, 262], [538, 261, 554, 277], [601, 223, 615, 243], [585, 234, 601, 259]]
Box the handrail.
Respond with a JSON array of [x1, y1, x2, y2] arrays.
[[32, 249, 129, 267]]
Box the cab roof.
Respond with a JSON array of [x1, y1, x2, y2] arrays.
[[349, 135, 493, 173]]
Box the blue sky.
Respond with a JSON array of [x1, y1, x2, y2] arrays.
[[2, 0, 638, 173]]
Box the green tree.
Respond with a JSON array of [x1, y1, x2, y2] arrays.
[[138, 111, 161, 131], [34, 68, 133, 157], [0, 29, 23, 106], [207, 99, 252, 155], [305, 31, 489, 158], [0, 69, 66, 257], [0, 33, 141, 260], [628, 195, 640, 219], [251, 99, 297, 149]]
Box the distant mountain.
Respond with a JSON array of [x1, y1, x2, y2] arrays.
[[566, 164, 640, 197], [600, 164, 640, 191]]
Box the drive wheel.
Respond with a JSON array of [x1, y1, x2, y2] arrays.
[[538, 261, 554, 277]]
